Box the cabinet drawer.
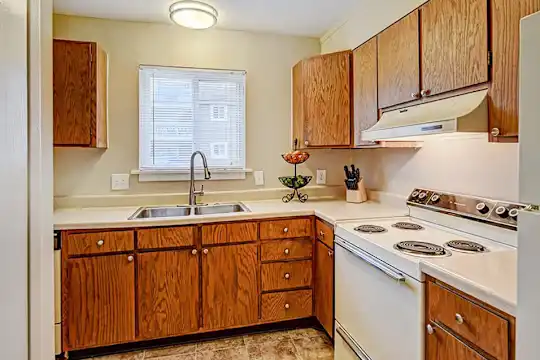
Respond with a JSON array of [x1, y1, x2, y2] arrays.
[[261, 290, 313, 321], [261, 239, 313, 262], [202, 222, 257, 245], [428, 281, 509, 360], [316, 219, 334, 248], [260, 218, 312, 240], [137, 226, 195, 249], [67, 231, 134, 256], [261, 260, 312, 291]]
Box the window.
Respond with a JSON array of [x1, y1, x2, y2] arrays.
[[139, 66, 246, 179]]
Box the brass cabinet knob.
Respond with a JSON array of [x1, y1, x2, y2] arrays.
[[491, 128, 500, 137], [192, 249, 198, 255], [284, 303, 290, 310], [421, 89, 431, 97], [127, 255, 134, 262], [284, 248, 290, 255], [96, 239, 104, 247], [328, 250, 333, 257], [304, 140, 309, 146], [283, 227, 289, 233], [284, 273, 291, 280], [411, 92, 420, 99], [427, 324, 434, 335], [203, 249, 209, 255], [455, 313, 464, 325]]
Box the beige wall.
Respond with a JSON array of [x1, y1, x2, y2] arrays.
[[53, 15, 350, 197], [322, 1, 519, 202]]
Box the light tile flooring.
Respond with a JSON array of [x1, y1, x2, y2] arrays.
[[85, 328, 333, 360]]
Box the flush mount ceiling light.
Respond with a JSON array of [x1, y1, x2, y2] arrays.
[[169, 1, 218, 30]]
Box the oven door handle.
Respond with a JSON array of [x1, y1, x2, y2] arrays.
[[335, 237, 406, 283], [336, 323, 373, 360]]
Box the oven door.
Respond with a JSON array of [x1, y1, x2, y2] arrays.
[[335, 236, 424, 360]]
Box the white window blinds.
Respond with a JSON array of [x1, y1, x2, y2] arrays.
[[139, 66, 246, 172]]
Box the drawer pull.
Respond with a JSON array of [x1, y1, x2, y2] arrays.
[[427, 324, 434, 335], [455, 313, 464, 325], [283, 227, 289, 233], [284, 303, 290, 309], [127, 255, 134, 262], [203, 249, 209, 255], [284, 248, 290, 255], [284, 273, 291, 280], [96, 239, 104, 247], [192, 249, 198, 255]]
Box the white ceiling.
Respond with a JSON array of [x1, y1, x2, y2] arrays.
[[53, 0, 359, 37]]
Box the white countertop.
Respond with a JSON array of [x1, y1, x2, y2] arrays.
[[53, 198, 409, 230], [421, 251, 517, 316]]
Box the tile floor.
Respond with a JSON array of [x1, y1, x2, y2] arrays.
[[85, 327, 333, 360]]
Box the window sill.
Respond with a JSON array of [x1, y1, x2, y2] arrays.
[[132, 169, 253, 182]]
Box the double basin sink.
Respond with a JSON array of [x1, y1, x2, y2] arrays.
[[129, 203, 249, 220]]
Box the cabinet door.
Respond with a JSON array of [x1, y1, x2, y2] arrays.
[[426, 323, 485, 360], [315, 241, 334, 337], [137, 250, 199, 339], [64, 255, 135, 350], [202, 244, 258, 329], [353, 37, 378, 146], [303, 51, 351, 147], [53, 40, 95, 146], [421, 0, 488, 97], [490, 0, 540, 140], [377, 10, 420, 108]]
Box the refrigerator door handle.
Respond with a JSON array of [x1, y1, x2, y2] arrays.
[[336, 322, 373, 360], [335, 237, 406, 283]]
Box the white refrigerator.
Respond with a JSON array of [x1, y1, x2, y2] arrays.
[[518, 10, 540, 360]]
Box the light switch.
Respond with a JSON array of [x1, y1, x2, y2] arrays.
[[111, 174, 130, 190], [316, 169, 327, 185], [254, 171, 264, 186]]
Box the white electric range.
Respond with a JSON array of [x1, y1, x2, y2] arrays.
[[333, 188, 523, 360]]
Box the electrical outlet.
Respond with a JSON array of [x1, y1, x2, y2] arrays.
[[111, 174, 130, 190], [316, 169, 327, 185], [254, 171, 265, 186]]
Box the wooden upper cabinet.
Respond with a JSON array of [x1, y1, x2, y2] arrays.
[[421, 0, 489, 97], [53, 39, 108, 148], [202, 244, 258, 330], [426, 322, 485, 360], [315, 240, 334, 338], [293, 51, 352, 148], [377, 10, 420, 109], [353, 37, 379, 145], [490, 0, 540, 141], [137, 250, 199, 339], [63, 254, 135, 350]]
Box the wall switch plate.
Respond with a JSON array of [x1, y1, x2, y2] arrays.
[[111, 174, 130, 190], [254, 171, 264, 186], [316, 169, 327, 185]]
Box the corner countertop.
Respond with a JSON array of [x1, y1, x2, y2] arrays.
[[53, 198, 409, 230], [420, 251, 517, 316]]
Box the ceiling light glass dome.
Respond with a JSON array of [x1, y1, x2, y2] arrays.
[[169, 1, 218, 30]]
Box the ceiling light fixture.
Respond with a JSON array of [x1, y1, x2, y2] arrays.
[[169, 1, 218, 30]]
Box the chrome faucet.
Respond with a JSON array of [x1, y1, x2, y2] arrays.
[[189, 151, 211, 206]]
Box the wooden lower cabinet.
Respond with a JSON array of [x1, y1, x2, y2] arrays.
[[315, 240, 334, 337], [202, 244, 259, 330], [137, 250, 199, 339], [63, 254, 135, 350], [426, 322, 485, 360]]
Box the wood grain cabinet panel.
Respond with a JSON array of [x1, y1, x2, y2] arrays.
[[428, 281, 509, 360], [53, 39, 108, 148], [353, 37, 379, 145], [261, 260, 312, 291], [261, 239, 313, 262], [202, 244, 258, 330], [315, 219, 334, 249], [63, 255, 135, 350], [377, 10, 420, 108], [137, 226, 195, 249], [137, 250, 199, 339], [261, 290, 313, 321], [202, 222, 257, 245], [315, 241, 334, 338], [260, 218, 312, 240], [67, 231, 134, 256], [490, 0, 540, 140], [426, 322, 485, 360], [421, 0, 489, 97]]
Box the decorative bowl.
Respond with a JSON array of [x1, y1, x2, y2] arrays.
[[281, 151, 310, 165], [278, 175, 312, 189]]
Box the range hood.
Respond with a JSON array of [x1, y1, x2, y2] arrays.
[[361, 89, 488, 142]]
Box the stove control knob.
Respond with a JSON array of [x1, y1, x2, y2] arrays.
[[411, 191, 420, 198], [509, 208, 520, 220], [496, 206, 509, 218], [431, 194, 441, 203], [419, 192, 428, 200], [476, 203, 490, 214]]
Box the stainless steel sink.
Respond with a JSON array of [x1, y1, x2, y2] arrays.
[[129, 206, 191, 219], [193, 203, 249, 215], [129, 203, 249, 219]]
